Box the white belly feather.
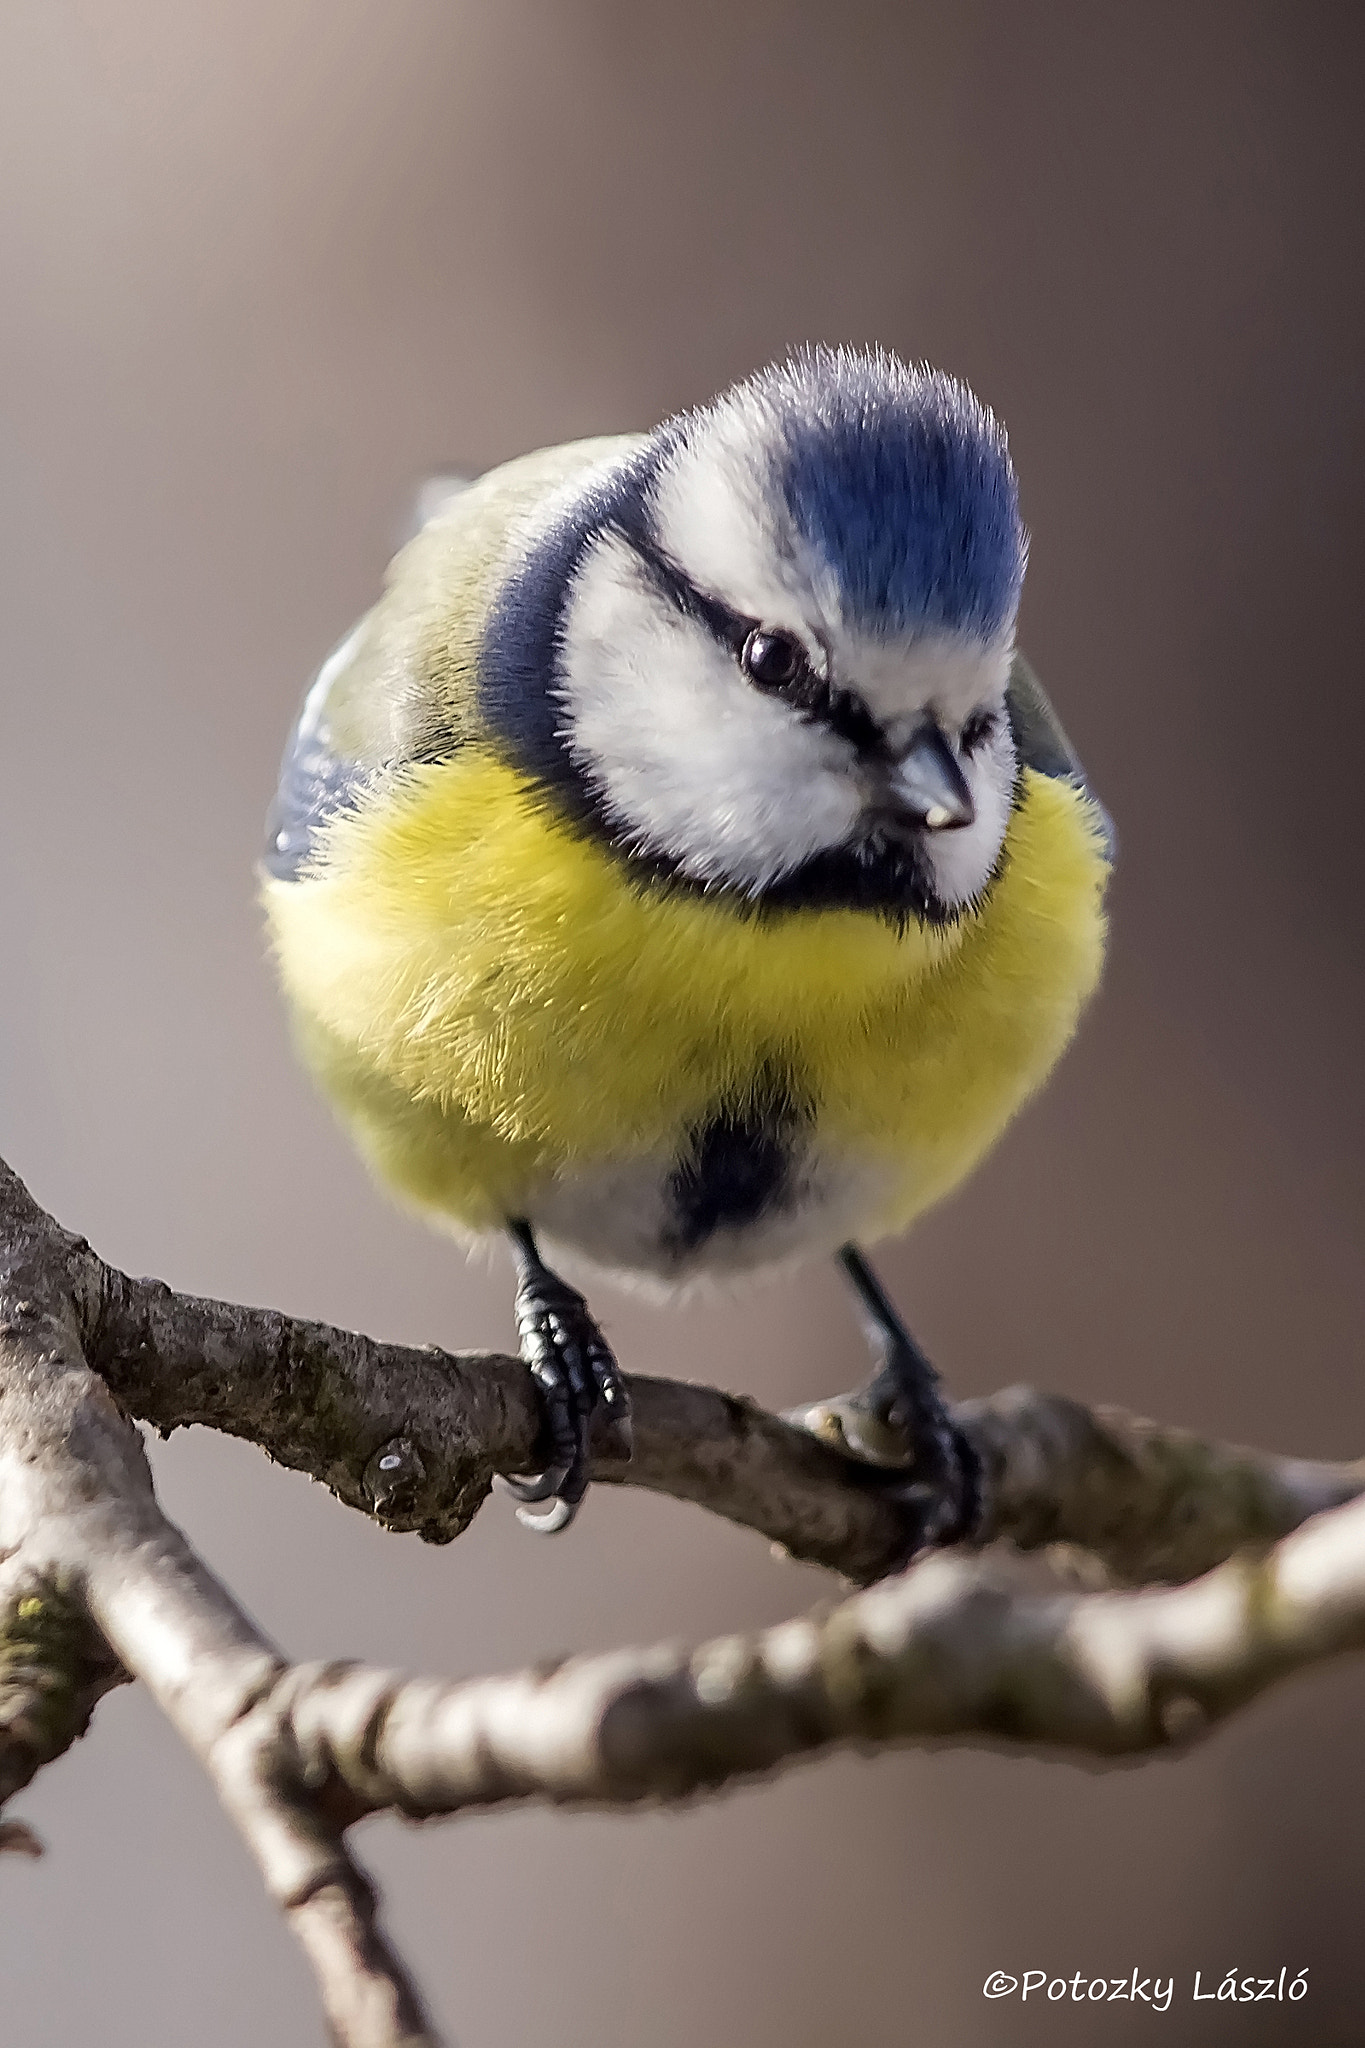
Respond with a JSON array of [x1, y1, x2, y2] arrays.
[[527, 1136, 902, 1295]]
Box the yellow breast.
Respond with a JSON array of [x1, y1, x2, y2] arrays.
[[263, 751, 1110, 1243]]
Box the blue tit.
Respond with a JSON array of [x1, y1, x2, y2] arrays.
[[262, 347, 1111, 1544]]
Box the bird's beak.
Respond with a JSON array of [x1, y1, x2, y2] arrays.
[[884, 724, 976, 833]]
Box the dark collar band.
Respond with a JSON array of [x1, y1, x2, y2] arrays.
[[477, 448, 966, 928]]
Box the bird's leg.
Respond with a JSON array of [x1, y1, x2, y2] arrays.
[[497, 1218, 633, 1534], [797, 1245, 980, 1552]]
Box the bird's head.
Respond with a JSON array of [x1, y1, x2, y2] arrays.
[[550, 347, 1027, 920]]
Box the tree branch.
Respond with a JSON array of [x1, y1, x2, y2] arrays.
[[11, 1152, 1345, 1585], [0, 1570, 126, 1820], [198, 1485, 1365, 1829], [0, 1144, 1361, 2047], [0, 1163, 437, 2043]]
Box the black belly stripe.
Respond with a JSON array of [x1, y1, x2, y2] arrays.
[[663, 1084, 803, 1253]]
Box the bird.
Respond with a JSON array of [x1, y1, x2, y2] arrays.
[[261, 346, 1112, 1550]]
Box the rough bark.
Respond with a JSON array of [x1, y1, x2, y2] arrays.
[[1, 1147, 1360, 2047]]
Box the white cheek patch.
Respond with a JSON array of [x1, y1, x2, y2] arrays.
[[922, 720, 1017, 909], [556, 534, 862, 890]]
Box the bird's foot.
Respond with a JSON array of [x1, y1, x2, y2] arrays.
[[794, 1344, 980, 1556], [499, 1236, 632, 1534]]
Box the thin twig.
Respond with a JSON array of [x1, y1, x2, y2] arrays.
[[0, 1144, 1361, 2048]]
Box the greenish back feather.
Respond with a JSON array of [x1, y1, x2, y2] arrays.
[[262, 438, 1112, 1257], [317, 436, 639, 770]]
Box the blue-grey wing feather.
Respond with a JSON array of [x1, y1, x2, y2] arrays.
[[1007, 651, 1115, 862], [263, 626, 379, 882], [265, 468, 490, 882]]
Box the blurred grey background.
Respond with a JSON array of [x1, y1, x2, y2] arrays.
[[1, 3, 1363, 2043]]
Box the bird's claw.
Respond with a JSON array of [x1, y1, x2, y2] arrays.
[[515, 1496, 578, 1537], [794, 1353, 981, 1557], [882, 1439, 980, 1554], [497, 1468, 570, 1506], [498, 1266, 631, 1533]]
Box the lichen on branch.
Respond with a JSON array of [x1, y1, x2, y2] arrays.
[[0, 1145, 1360, 2048]]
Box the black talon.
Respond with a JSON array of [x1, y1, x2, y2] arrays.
[[799, 1244, 980, 1557], [498, 1217, 632, 1532]]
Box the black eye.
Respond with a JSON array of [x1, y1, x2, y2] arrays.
[[741, 627, 805, 693], [960, 707, 999, 755]]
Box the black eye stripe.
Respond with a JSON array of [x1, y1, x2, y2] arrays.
[[822, 690, 885, 755], [620, 527, 751, 655], [622, 527, 887, 757], [960, 706, 999, 754]]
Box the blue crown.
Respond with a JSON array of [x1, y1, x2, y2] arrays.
[[749, 349, 1025, 641]]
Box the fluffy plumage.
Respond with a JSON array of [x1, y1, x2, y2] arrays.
[[262, 349, 1112, 1292], [674, 348, 1025, 637], [267, 748, 1106, 1281]]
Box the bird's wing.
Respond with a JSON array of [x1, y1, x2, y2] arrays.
[[1007, 650, 1115, 860], [263, 619, 390, 881], [264, 469, 507, 882], [260, 433, 690, 883]]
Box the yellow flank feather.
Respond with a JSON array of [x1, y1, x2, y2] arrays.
[[264, 751, 1109, 1246]]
